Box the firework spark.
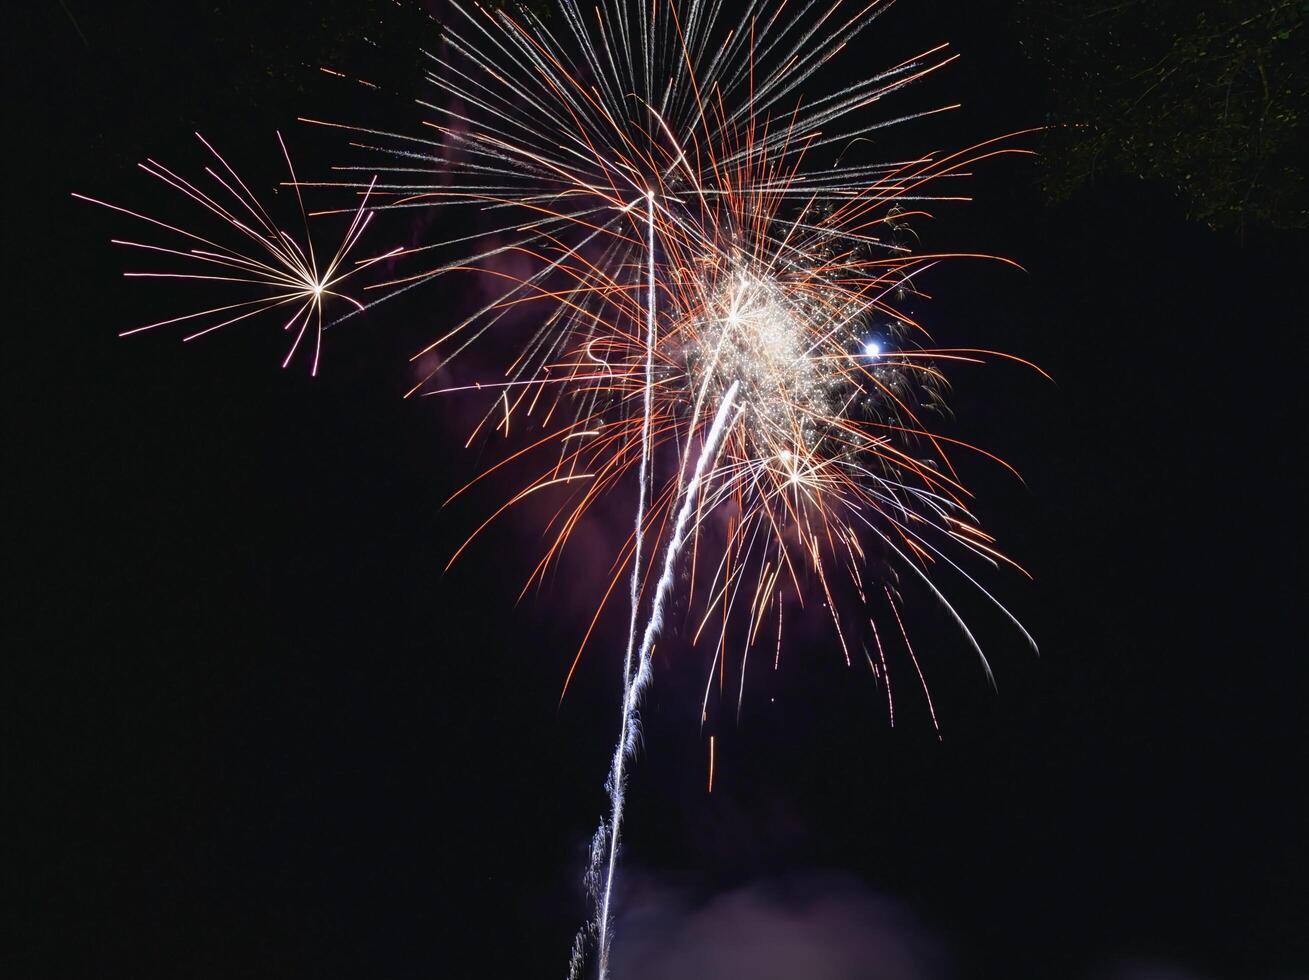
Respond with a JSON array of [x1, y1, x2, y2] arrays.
[[75, 132, 399, 375]]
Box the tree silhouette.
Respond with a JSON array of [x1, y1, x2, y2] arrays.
[[1017, 0, 1306, 233]]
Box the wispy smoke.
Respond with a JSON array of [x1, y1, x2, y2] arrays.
[[608, 871, 954, 980]]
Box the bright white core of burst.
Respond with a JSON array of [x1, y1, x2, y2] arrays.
[[863, 340, 882, 359], [693, 272, 828, 449]]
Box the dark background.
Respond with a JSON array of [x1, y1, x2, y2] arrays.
[[8, 2, 1306, 978]]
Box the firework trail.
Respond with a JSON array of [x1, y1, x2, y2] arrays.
[[595, 380, 740, 978], [74, 132, 399, 374], [583, 191, 660, 975]]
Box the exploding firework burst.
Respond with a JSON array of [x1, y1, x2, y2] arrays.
[[307, 0, 1040, 703], [74, 132, 399, 375], [296, 2, 1044, 974]]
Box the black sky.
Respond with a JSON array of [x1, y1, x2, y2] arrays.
[[9, 2, 1307, 978]]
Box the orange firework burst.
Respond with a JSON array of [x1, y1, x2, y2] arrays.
[[310, 0, 1042, 717]]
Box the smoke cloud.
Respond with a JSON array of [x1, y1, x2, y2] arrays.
[[609, 871, 954, 980]]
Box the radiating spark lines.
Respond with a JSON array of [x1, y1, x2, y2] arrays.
[[75, 132, 399, 375]]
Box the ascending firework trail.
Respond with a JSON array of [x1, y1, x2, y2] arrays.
[[590, 192, 660, 977], [586, 380, 740, 980]]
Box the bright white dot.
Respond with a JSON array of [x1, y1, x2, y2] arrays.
[[863, 340, 881, 358]]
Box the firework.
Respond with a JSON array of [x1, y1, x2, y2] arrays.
[[303, 4, 1042, 970], [74, 132, 399, 375], [79, 1, 1044, 974], [305, 0, 1040, 692]]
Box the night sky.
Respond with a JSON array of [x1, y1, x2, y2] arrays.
[[10, 2, 1307, 978]]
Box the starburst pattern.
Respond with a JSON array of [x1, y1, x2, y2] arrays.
[[75, 132, 399, 374]]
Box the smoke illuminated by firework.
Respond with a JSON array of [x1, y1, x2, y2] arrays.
[[74, 132, 399, 375]]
